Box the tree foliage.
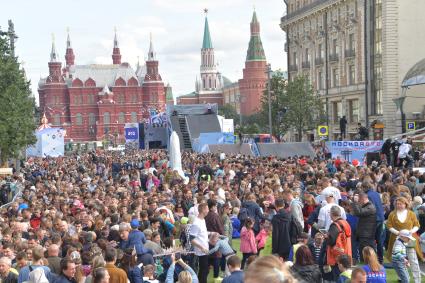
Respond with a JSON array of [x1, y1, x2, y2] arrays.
[[0, 25, 36, 164], [260, 72, 324, 141]]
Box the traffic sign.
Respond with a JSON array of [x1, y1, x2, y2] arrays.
[[406, 122, 416, 131], [318, 125, 328, 136]]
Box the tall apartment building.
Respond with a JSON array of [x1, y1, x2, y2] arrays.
[[281, 0, 425, 139]]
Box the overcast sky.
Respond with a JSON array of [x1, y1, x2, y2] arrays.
[[2, 0, 287, 103]]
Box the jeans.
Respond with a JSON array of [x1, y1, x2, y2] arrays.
[[392, 259, 410, 283], [407, 247, 422, 283], [196, 255, 209, 283], [375, 221, 385, 263], [241, 253, 255, 269]]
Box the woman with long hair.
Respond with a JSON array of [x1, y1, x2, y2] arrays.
[[120, 249, 143, 283], [85, 255, 106, 283], [361, 247, 386, 283], [290, 245, 322, 282], [386, 197, 423, 283]]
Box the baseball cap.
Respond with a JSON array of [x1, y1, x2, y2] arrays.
[[399, 229, 415, 240], [130, 219, 140, 229]]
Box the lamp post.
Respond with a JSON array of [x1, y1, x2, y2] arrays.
[[266, 64, 273, 138]]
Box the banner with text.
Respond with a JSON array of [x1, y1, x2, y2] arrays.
[[325, 140, 383, 165]]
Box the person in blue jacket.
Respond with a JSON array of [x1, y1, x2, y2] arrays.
[[166, 254, 198, 283], [362, 180, 385, 263], [119, 221, 154, 265]]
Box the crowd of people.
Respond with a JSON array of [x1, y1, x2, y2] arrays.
[[0, 145, 424, 283]]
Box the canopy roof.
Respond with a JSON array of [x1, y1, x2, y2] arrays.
[[402, 58, 425, 87]]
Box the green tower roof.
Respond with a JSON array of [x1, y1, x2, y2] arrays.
[[246, 11, 266, 61], [202, 17, 213, 49], [166, 85, 173, 101]]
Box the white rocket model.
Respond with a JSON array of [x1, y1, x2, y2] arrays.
[[169, 131, 188, 184]]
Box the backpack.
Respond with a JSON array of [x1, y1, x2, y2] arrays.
[[289, 216, 303, 244], [26, 266, 49, 283], [180, 224, 193, 251], [327, 220, 351, 264]]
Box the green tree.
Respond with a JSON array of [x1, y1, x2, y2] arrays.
[[218, 103, 240, 126], [0, 24, 36, 165], [261, 73, 324, 141]]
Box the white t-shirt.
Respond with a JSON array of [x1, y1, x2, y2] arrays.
[[189, 217, 209, 256], [398, 143, 412, 158], [320, 186, 342, 204], [318, 203, 347, 231]]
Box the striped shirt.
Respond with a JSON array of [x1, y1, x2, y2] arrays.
[[209, 237, 235, 256], [392, 238, 407, 261]]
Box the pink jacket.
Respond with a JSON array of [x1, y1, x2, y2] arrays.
[[240, 227, 257, 253], [256, 229, 268, 250]]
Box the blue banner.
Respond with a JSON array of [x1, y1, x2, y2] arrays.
[[325, 140, 383, 165], [125, 127, 138, 140]]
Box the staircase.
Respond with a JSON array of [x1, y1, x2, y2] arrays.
[[178, 116, 192, 150]]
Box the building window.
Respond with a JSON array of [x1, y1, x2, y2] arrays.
[[88, 113, 96, 125], [131, 94, 137, 103], [131, 112, 137, 123], [88, 94, 94, 104], [349, 100, 359, 123], [305, 48, 310, 62], [348, 65, 355, 85], [332, 38, 338, 55], [118, 112, 125, 124], [118, 94, 124, 104], [76, 113, 83, 126], [203, 78, 206, 89], [293, 52, 298, 65], [103, 112, 110, 133], [53, 114, 60, 126], [318, 43, 323, 59], [333, 101, 342, 123], [332, 68, 339, 87], [318, 71, 324, 90], [209, 78, 212, 89], [348, 33, 355, 51]]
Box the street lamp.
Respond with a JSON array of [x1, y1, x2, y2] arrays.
[[266, 64, 273, 138]]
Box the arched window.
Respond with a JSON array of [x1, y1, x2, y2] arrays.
[[209, 78, 212, 89], [88, 113, 96, 125], [131, 112, 137, 123], [76, 113, 83, 125], [103, 112, 110, 133], [53, 114, 60, 126], [118, 112, 125, 124], [203, 78, 206, 89]]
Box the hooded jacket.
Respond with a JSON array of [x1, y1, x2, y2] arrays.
[[271, 209, 292, 256], [241, 201, 265, 233], [291, 264, 322, 283], [290, 198, 304, 229]]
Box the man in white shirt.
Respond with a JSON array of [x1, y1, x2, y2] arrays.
[[189, 203, 210, 283], [398, 140, 413, 168], [317, 192, 346, 231], [319, 177, 342, 204]]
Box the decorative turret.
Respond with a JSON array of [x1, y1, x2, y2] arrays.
[[199, 9, 221, 92], [65, 28, 75, 66], [148, 33, 156, 61], [145, 33, 161, 82], [112, 27, 122, 65], [246, 10, 266, 61], [238, 10, 268, 116], [48, 34, 63, 83]]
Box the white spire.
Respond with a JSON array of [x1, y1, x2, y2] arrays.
[[148, 32, 156, 61], [113, 26, 119, 48], [66, 27, 71, 48], [50, 33, 58, 62]]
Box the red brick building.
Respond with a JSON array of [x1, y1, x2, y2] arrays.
[[178, 11, 268, 116], [38, 31, 167, 142]]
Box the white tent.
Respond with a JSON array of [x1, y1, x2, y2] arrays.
[[26, 127, 65, 157]]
